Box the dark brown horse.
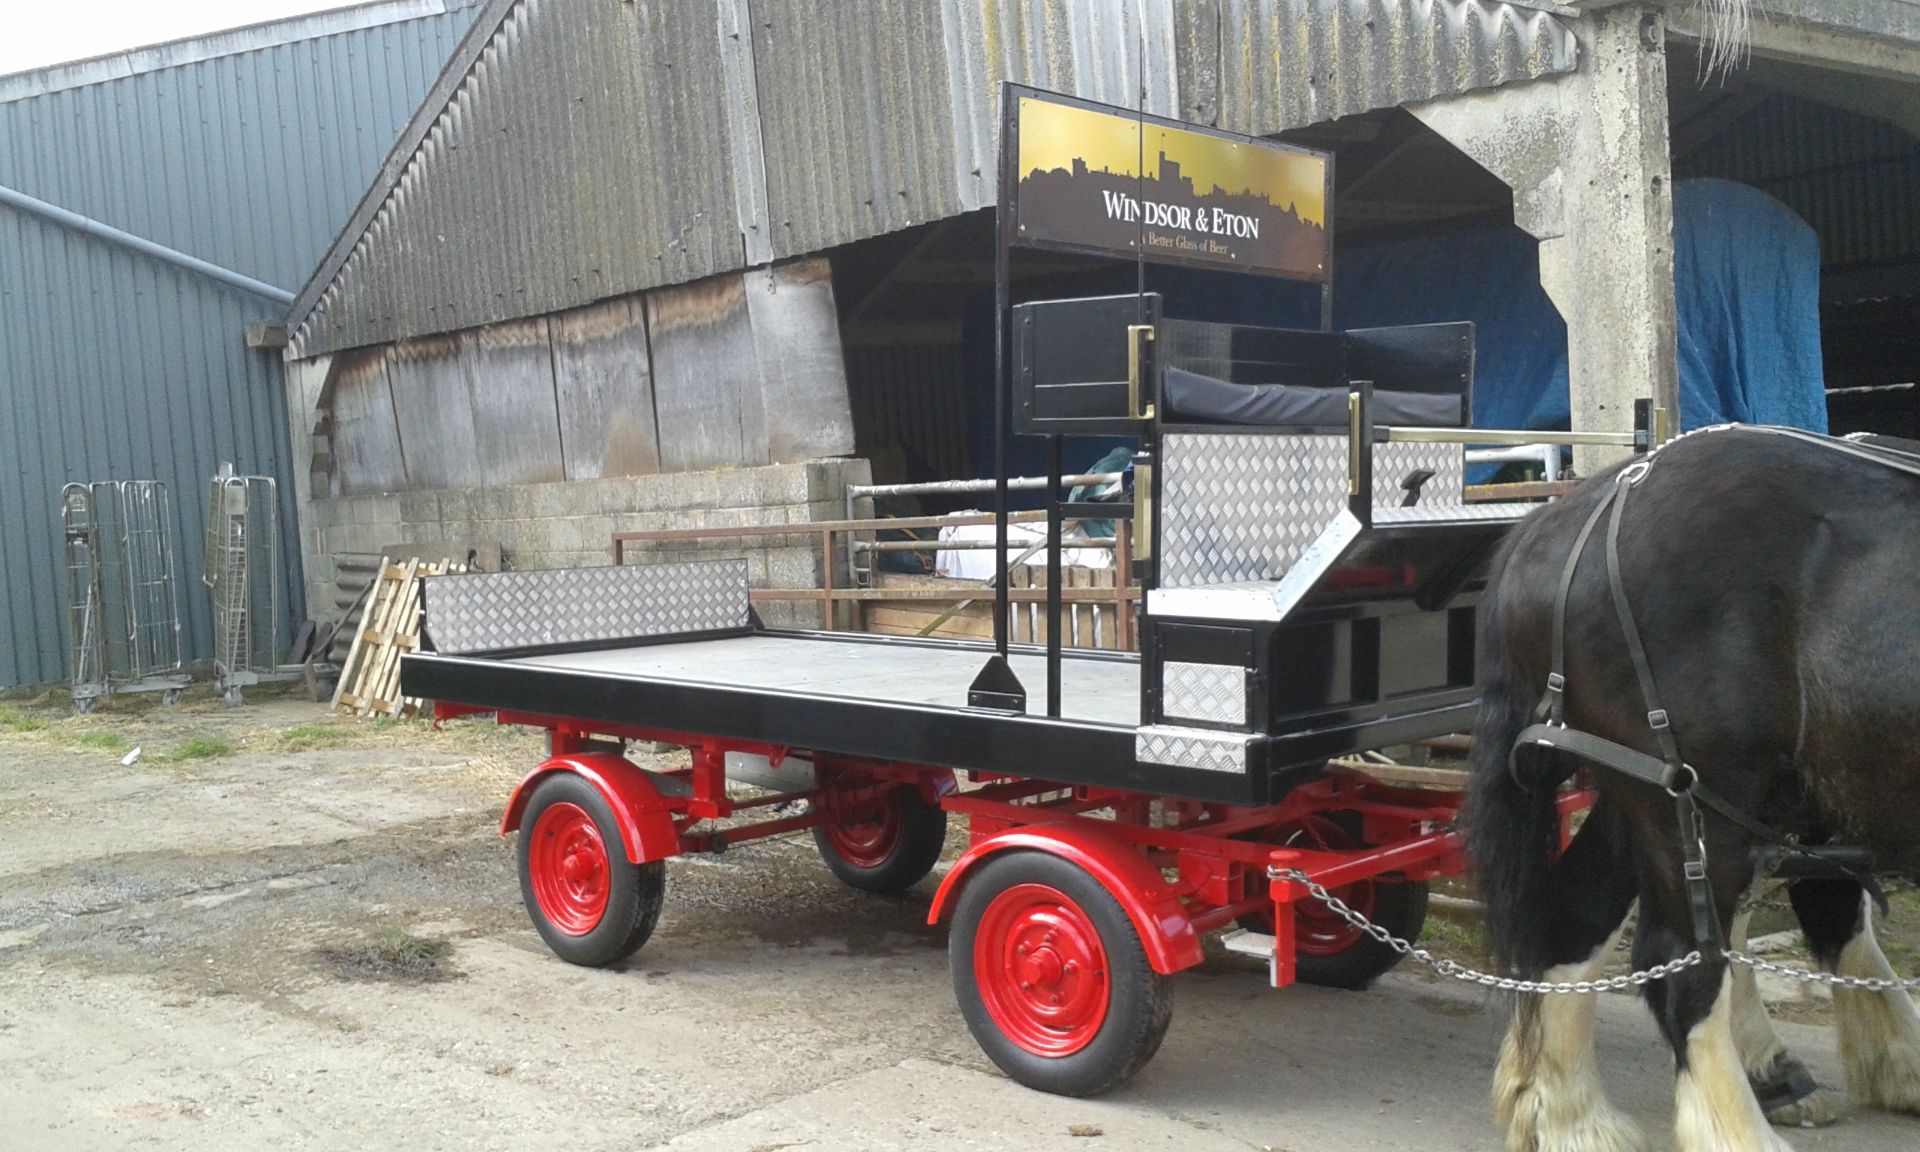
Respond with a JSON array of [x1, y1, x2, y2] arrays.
[[1468, 426, 1920, 1152]]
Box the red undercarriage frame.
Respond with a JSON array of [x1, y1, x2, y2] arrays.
[[449, 703, 1593, 989]]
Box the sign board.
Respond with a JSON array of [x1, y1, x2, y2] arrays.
[[1005, 88, 1331, 283]]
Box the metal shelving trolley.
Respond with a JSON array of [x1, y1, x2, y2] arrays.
[[62, 480, 191, 713], [401, 87, 1642, 1097], [204, 468, 304, 706]]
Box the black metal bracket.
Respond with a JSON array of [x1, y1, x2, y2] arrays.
[[967, 654, 1028, 713]]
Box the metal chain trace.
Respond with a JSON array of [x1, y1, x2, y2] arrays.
[[1271, 868, 1920, 995]]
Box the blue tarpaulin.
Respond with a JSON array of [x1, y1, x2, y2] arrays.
[[1332, 177, 1827, 465]]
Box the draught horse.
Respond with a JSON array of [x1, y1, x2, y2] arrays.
[[1468, 425, 1920, 1152]]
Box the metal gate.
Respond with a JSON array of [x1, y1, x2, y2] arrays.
[[205, 471, 303, 705], [61, 481, 190, 712]]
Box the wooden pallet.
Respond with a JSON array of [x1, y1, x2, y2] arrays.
[[331, 556, 465, 718]]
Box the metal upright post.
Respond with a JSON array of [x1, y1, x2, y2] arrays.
[[1348, 383, 1375, 527], [992, 190, 1011, 657], [1045, 435, 1063, 717]]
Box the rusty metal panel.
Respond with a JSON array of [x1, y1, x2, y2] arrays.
[[551, 298, 662, 481], [329, 351, 408, 498], [293, 0, 744, 358], [747, 259, 857, 462], [1209, 0, 1578, 138], [465, 319, 566, 489], [386, 334, 484, 491], [647, 276, 766, 474]]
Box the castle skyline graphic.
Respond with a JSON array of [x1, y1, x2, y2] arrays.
[[1017, 149, 1326, 279]]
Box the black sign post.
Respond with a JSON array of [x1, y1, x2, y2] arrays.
[[972, 85, 1335, 719]]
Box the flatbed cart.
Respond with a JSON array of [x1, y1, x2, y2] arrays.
[[400, 87, 1636, 1097]]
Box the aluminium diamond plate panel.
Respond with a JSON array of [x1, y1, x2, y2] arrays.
[[1159, 434, 1463, 587], [1370, 502, 1532, 524], [1162, 661, 1247, 727], [422, 560, 750, 654], [1135, 724, 1253, 774]]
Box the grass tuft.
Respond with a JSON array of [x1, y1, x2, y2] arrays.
[[317, 927, 458, 984], [0, 707, 48, 734], [155, 736, 236, 763], [274, 724, 353, 752], [67, 731, 132, 754]]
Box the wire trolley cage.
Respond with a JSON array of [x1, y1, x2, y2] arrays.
[[204, 469, 301, 706], [61, 481, 191, 714]]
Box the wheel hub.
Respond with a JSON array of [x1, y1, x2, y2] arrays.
[[821, 793, 902, 869], [528, 801, 611, 936], [973, 883, 1111, 1056]]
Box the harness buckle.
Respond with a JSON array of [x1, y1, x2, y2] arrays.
[[1684, 860, 1709, 882], [1648, 708, 1670, 730]]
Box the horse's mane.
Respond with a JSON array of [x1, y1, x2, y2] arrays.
[[1692, 0, 1752, 80]]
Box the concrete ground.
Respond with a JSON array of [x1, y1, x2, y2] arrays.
[[0, 689, 1915, 1152]]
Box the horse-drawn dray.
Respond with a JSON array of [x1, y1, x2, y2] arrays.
[[401, 85, 1630, 1096], [399, 86, 1920, 1150]]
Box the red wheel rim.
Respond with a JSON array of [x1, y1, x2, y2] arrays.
[[822, 791, 902, 869], [1252, 816, 1377, 956], [528, 802, 611, 935], [972, 883, 1111, 1057]]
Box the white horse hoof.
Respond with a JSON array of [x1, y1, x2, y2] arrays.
[[1762, 1086, 1846, 1129]]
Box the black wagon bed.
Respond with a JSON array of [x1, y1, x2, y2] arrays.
[[404, 539, 1502, 807]]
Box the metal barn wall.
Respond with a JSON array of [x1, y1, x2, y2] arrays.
[[289, 0, 1578, 358], [0, 1, 481, 687]]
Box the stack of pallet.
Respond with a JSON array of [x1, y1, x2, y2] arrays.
[[331, 557, 466, 718]]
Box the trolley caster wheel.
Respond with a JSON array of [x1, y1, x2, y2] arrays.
[[950, 850, 1172, 1097], [73, 697, 99, 716], [518, 773, 665, 967], [812, 782, 947, 894], [161, 689, 184, 708], [222, 686, 244, 708], [1237, 813, 1429, 990]]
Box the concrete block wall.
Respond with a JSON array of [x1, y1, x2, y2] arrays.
[[304, 457, 871, 631]]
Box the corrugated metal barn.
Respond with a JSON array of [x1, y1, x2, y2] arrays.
[[0, 0, 483, 687], [278, 0, 1920, 630]]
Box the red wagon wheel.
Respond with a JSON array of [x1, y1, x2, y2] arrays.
[[1238, 812, 1429, 990], [517, 774, 665, 967], [950, 851, 1171, 1097], [972, 882, 1113, 1057], [812, 780, 948, 894], [528, 801, 613, 934]]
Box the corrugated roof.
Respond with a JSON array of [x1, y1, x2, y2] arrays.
[[1208, 0, 1579, 136], [290, 0, 1578, 359], [0, 1, 479, 685]]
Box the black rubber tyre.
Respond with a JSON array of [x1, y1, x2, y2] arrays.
[[1235, 813, 1429, 990], [949, 850, 1173, 1097], [517, 773, 665, 967], [812, 784, 948, 894]]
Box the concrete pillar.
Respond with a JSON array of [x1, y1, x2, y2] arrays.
[[1412, 6, 1678, 472]]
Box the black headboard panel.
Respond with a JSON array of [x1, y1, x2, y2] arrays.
[[1345, 323, 1475, 415], [1013, 293, 1163, 436]]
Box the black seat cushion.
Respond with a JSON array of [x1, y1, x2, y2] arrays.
[[1162, 366, 1463, 429]]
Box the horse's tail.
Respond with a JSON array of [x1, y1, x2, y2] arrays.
[[1464, 540, 1561, 978]]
